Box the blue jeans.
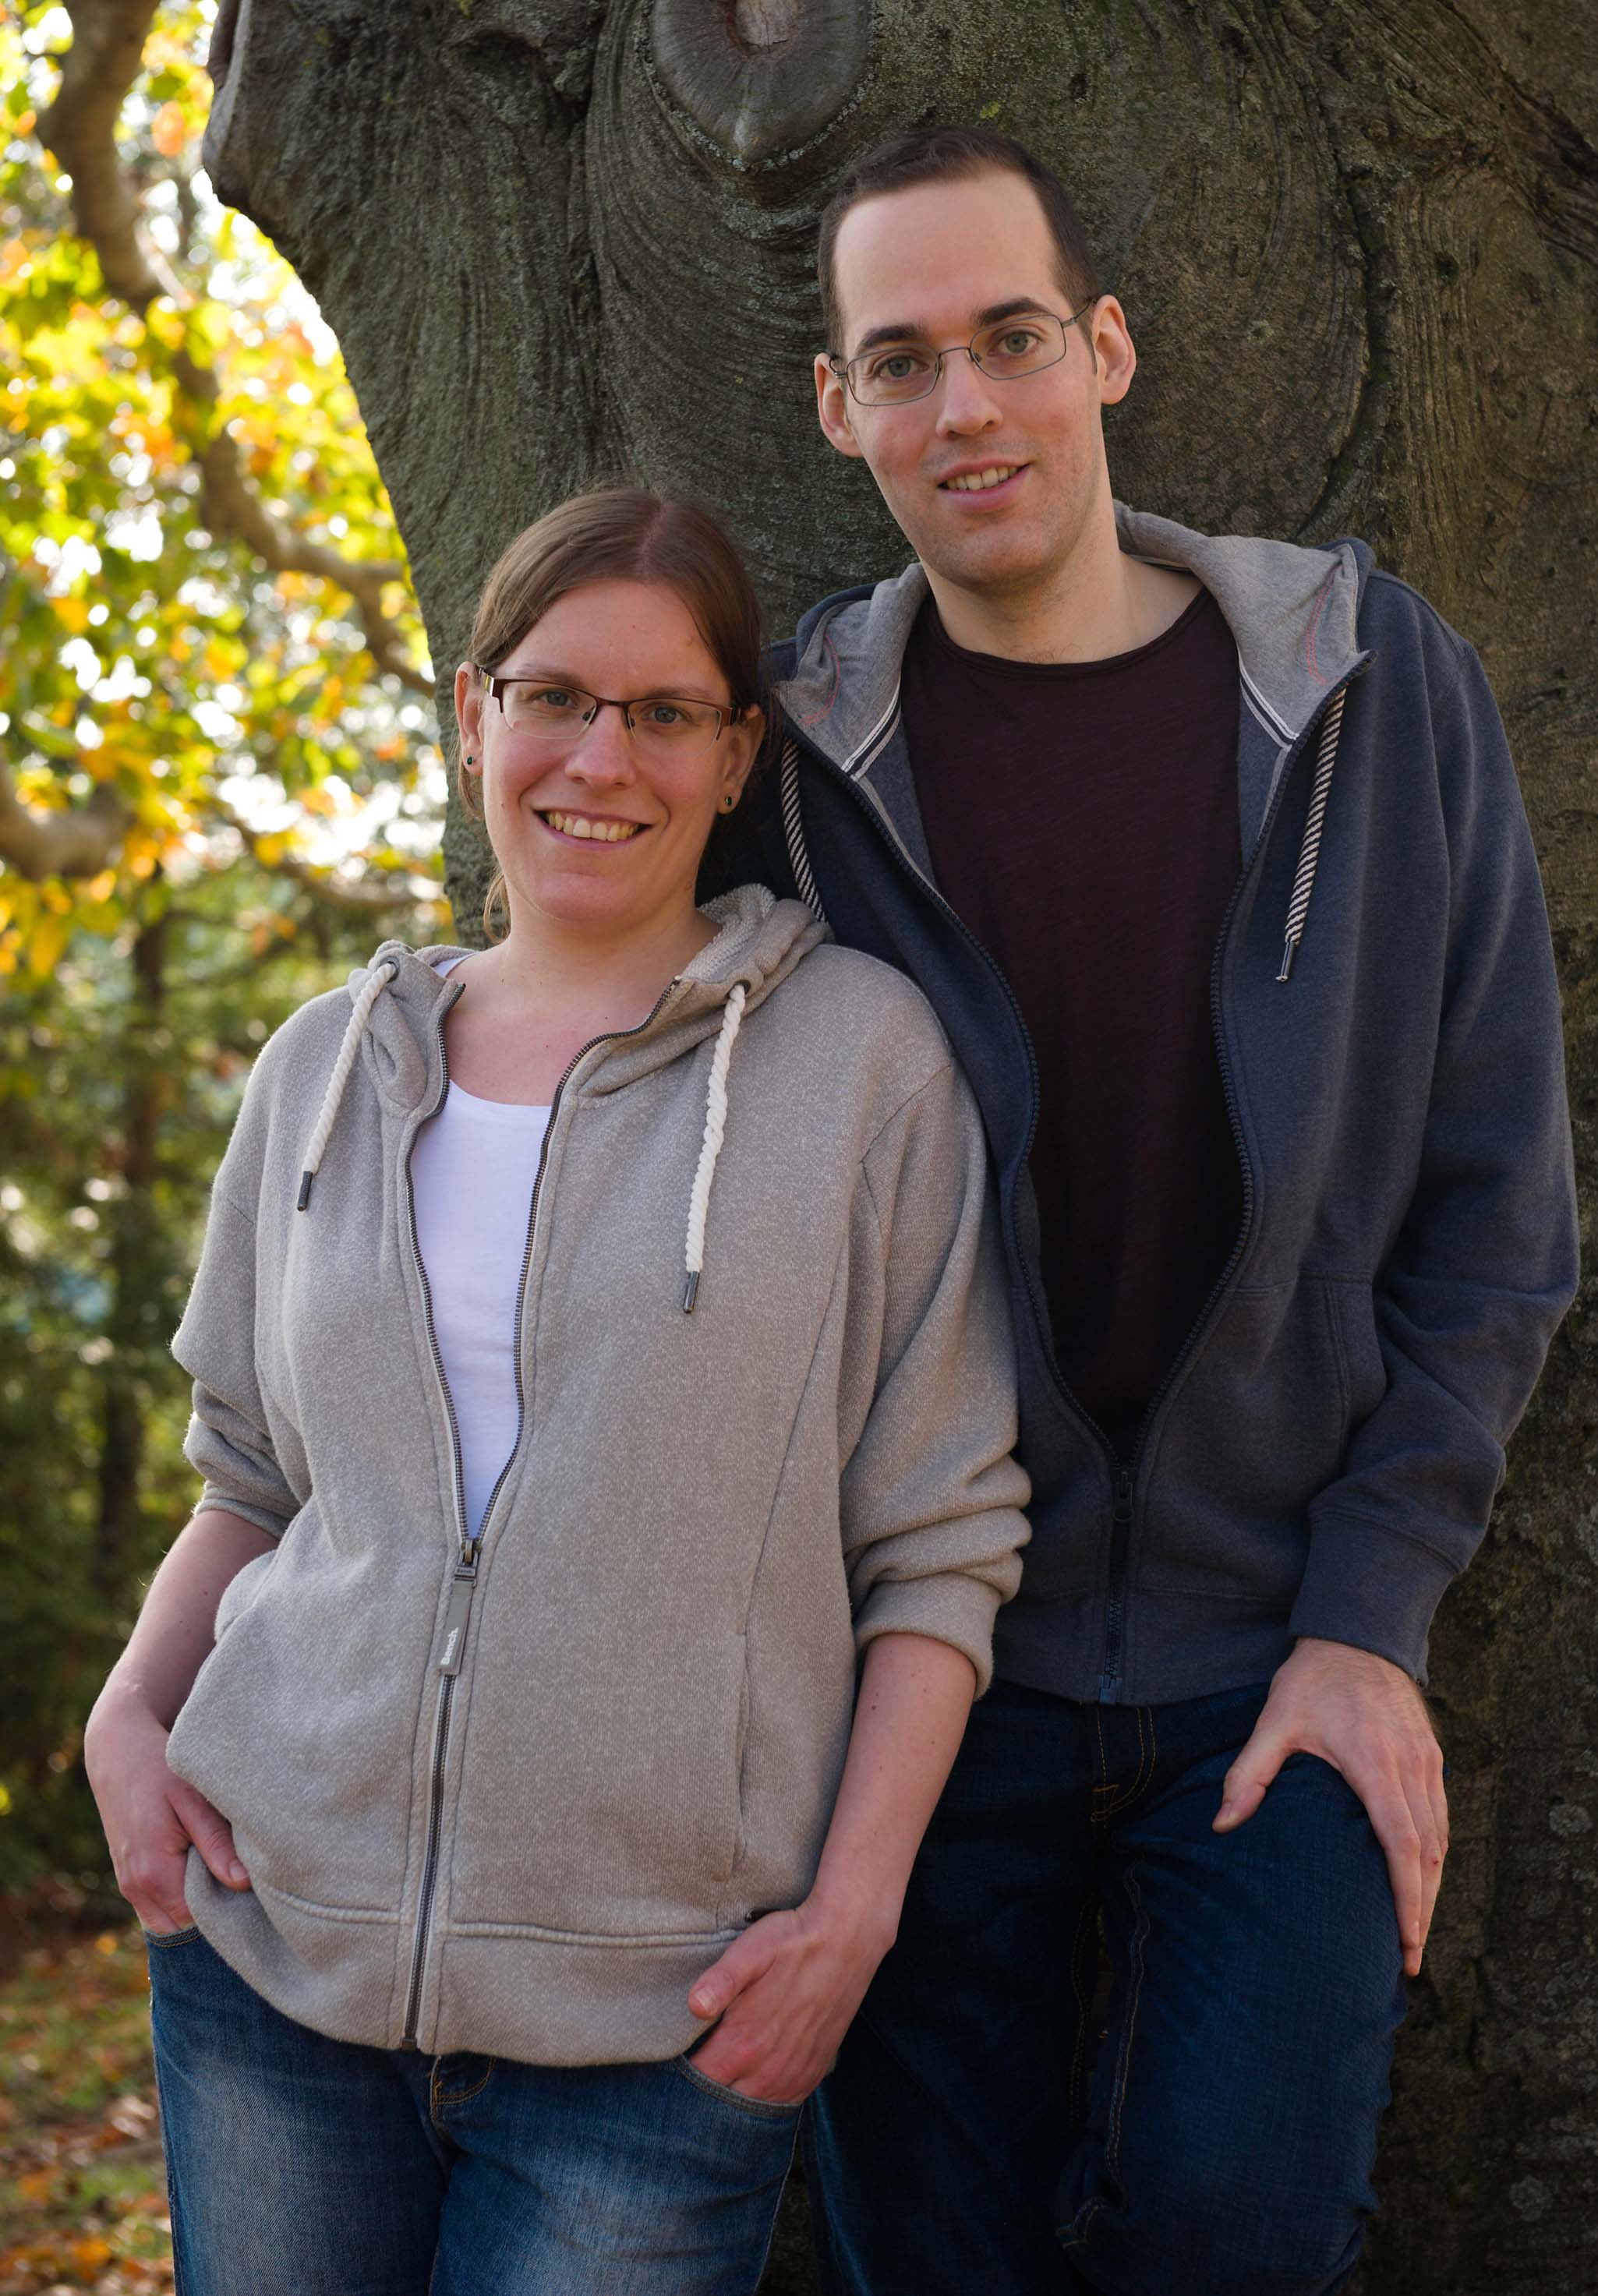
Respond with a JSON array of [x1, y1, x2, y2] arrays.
[[806, 1679, 1407, 2296], [146, 1927, 798, 2295]]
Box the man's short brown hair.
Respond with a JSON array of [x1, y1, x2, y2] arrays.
[[818, 125, 1102, 357]]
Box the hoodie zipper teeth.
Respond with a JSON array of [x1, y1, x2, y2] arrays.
[[790, 664, 1359, 1701], [399, 971, 686, 2049], [1096, 671, 1363, 1697]]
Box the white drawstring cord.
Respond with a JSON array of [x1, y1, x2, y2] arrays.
[[297, 962, 398, 1208], [1278, 690, 1347, 982], [681, 984, 747, 1312]]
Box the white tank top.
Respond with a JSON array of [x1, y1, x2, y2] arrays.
[[408, 961, 548, 1537]]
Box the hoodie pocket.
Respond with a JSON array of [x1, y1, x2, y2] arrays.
[[166, 1499, 427, 1916], [1134, 1276, 1352, 1602], [1331, 1279, 1388, 1434], [446, 1618, 750, 1941]]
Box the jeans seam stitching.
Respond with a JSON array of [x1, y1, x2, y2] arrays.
[[1108, 1863, 1150, 2178], [674, 2056, 801, 2121], [431, 2057, 496, 2114], [1066, 1899, 1096, 2121]]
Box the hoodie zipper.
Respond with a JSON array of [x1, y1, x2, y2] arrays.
[[1094, 668, 1365, 1694], [399, 970, 687, 2049], [787, 665, 1362, 1701]]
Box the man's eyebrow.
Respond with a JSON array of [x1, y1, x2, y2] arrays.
[[849, 296, 1057, 358]]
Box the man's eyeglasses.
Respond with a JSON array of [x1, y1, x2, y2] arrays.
[[480, 674, 733, 761], [829, 306, 1095, 407]]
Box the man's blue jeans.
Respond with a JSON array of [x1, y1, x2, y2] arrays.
[[806, 1679, 1407, 2296], [146, 1927, 798, 2295]]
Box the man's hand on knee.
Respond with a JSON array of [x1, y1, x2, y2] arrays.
[[1213, 1637, 1448, 1978]]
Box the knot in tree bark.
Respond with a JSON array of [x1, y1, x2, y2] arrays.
[[650, 0, 871, 165]]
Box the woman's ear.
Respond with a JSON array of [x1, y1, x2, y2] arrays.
[[721, 704, 765, 809], [455, 661, 485, 772]]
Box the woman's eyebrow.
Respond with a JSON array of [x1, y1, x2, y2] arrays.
[[500, 664, 723, 704]]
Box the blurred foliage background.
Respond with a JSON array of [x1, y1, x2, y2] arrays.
[[1, 0, 447, 1928]]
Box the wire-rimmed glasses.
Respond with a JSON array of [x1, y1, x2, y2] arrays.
[[480, 674, 732, 760], [830, 306, 1094, 407]]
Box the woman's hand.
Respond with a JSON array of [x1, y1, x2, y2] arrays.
[[85, 1688, 250, 1934], [685, 1894, 896, 2104]]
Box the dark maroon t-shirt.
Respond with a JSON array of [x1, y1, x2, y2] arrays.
[[902, 585, 1244, 1461]]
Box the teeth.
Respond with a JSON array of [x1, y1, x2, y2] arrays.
[[946, 465, 1019, 492], [546, 811, 640, 842]]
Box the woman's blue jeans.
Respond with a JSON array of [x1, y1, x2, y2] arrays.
[[146, 1927, 798, 2295]]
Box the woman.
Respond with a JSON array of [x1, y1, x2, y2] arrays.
[[86, 489, 1029, 2296]]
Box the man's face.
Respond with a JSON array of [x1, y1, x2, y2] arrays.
[[815, 170, 1133, 599]]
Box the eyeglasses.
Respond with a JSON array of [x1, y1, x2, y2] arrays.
[[829, 306, 1094, 407], [480, 674, 733, 760]]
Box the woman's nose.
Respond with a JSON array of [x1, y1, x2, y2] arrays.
[[567, 701, 636, 782]]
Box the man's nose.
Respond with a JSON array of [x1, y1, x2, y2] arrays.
[[935, 348, 1004, 435]]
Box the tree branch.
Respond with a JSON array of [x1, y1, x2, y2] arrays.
[[39, 0, 430, 695], [214, 801, 438, 916], [0, 774, 129, 880]]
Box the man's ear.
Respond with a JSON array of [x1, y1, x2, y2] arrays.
[[815, 353, 865, 461], [1091, 295, 1137, 409]]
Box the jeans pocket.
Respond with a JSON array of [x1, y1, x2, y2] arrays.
[[142, 1923, 203, 1949], [673, 2052, 803, 2124]]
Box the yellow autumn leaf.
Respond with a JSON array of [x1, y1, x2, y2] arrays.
[[27, 914, 69, 979], [51, 596, 90, 633]]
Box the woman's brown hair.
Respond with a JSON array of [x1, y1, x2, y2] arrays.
[[460, 488, 768, 939]]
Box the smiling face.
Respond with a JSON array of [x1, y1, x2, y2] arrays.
[[455, 578, 761, 945], [815, 168, 1136, 609]]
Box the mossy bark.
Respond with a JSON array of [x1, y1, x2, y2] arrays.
[[203, 3, 1596, 2284]]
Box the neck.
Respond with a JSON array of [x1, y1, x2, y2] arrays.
[[486, 894, 716, 1024], [925, 478, 1197, 666]]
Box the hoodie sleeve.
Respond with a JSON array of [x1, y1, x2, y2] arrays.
[[1288, 640, 1579, 1678], [838, 1055, 1032, 1696], [170, 1067, 306, 1541]]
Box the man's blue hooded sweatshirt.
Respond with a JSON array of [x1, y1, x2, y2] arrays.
[[706, 503, 1579, 1704]]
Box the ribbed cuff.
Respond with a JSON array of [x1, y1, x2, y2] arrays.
[[195, 1484, 292, 1539], [853, 1574, 1005, 1697], [1287, 1511, 1461, 1684]]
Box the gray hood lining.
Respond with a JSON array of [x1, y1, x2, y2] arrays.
[[776, 503, 1368, 768]]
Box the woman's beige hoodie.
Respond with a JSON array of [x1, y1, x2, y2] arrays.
[[166, 885, 1030, 2065]]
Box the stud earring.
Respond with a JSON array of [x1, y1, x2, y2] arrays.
[[723, 793, 735, 811], [465, 754, 476, 768]]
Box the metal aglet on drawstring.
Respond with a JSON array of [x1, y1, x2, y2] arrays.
[[296, 961, 398, 1209]]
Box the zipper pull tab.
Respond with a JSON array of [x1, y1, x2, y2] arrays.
[[1113, 1468, 1135, 1525], [438, 1540, 479, 1677]]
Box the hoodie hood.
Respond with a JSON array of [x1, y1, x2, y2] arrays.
[[773, 505, 1375, 982], [294, 884, 830, 1306], [779, 501, 1374, 772]]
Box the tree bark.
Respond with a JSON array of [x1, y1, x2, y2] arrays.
[[199, 4, 1597, 2284]]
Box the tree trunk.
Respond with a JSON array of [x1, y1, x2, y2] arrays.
[[200, 4, 1596, 2284]]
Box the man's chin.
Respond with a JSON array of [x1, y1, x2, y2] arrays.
[[914, 520, 1058, 600]]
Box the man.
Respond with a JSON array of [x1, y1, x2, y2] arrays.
[[704, 128, 1579, 2294]]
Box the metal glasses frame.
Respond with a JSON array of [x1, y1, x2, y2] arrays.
[[829, 302, 1098, 406], [479, 673, 731, 744]]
